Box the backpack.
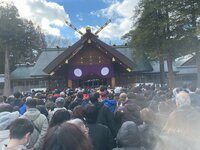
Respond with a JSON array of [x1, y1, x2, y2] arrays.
[[24, 116, 41, 149]]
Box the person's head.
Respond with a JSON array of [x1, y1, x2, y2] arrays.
[[46, 101, 55, 111], [55, 97, 65, 108], [90, 92, 99, 104], [9, 118, 34, 145], [77, 92, 83, 99], [26, 97, 37, 109], [140, 108, 156, 124], [84, 104, 98, 124], [43, 122, 92, 150], [116, 121, 141, 148], [68, 118, 88, 136], [60, 92, 66, 98], [90, 92, 100, 104], [49, 109, 71, 128], [34, 92, 43, 99], [73, 105, 85, 120], [127, 92, 136, 99], [176, 91, 191, 108], [107, 93, 114, 100], [6, 95, 15, 104], [100, 86, 107, 92], [36, 99, 45, 105], [0, 103, 13, 112], [14, 91, 22, 99], [119, 93, 128, 101]]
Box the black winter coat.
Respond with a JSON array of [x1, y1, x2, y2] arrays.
[[87, 123, 114, 150], [95, 102, 117, 137]]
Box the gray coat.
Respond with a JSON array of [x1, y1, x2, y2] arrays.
[[21, 108, 48, 150], [0, 111, 19, 150]]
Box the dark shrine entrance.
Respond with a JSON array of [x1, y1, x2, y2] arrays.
[[78, 78, 108, 88], [73, 75, 109, 88]]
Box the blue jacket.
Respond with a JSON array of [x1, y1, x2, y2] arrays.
[[20, 103, 26, 115], [102, 100, 117, 112]]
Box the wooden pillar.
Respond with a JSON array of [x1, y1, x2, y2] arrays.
[[111, 77, 116, 88], [47, 78, 51, 91], [68, 80, 72, 88]]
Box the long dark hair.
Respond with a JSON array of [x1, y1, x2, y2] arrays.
[[49, 109, 70, 128], [43, 122, 93, 150]]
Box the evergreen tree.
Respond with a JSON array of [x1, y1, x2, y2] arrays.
[[172, 0, 200, 87], [124, 0, 200, 89], [45, 35, 70, 48], [0, 2, 46, 96], [124, 0, 172, 87]]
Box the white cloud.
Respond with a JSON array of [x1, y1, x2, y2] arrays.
[[101, 0, 118, 4], [7, 0, 70, 36], [97, 0, 138, 18], [76, 14, 83, 21], [73, 20, 131, 44], [91, 0, 139, 40]]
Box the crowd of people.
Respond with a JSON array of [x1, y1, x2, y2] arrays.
[[0, 83, 200, 150]]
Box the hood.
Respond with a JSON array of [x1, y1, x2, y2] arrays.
[[0, 130, 9, 142], [0, 111, 19, 130], [23, 108, 41, 121], [53, 107, 66, 113], [117, 121, 140, 147], [0, 130, 9, 150]]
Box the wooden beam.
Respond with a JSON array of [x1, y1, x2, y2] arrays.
[[111, 77, 116, 88], [68, 80, 73, 88]]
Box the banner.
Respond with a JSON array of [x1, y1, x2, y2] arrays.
[[68, 64, 114, 80]]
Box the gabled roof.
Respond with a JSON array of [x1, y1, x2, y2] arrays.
[[90, 34, 137, 69], [43, 32, 137, 74], [43, 36, 87, 74], [149, 61, 178, 73], [180, 55, 196, 67], [11, 32, 153, 80], [176, 66, 197, 74], [114, 46, 152, 71], [174, 54, 194, 67], [31, 49, 64, 76], [174, 54, 197, 75], [11, 65, 34, 79]]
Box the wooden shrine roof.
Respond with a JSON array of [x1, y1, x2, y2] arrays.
[[43, 32, 137, 74]]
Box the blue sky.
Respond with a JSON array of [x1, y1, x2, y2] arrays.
[[49, 0, 113, 43], [56, 0, 109, 26], [7, 0, 140, 46]]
